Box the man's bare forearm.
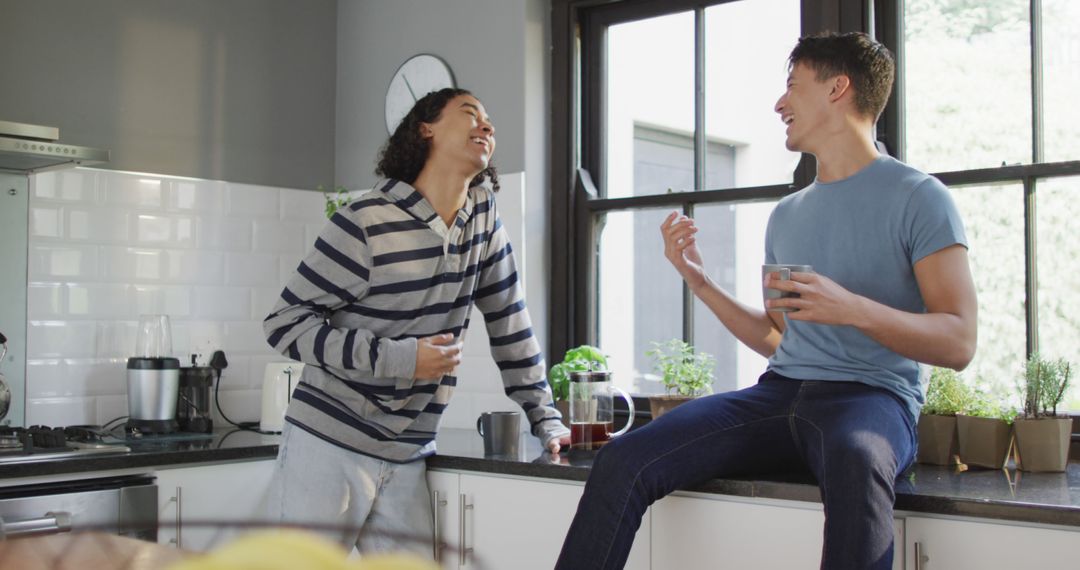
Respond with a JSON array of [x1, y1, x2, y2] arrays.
[[851, 296, 976, 370], [690, 274, 784, 358]]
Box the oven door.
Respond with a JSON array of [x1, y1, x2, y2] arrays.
[[0, 475, 157, 541]]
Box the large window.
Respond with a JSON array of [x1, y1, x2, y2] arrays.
[[552, 0, 1080, 410]]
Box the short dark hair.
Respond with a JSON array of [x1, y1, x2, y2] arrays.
[[375, 87, 499, 192], [788, 32, 895, 120]]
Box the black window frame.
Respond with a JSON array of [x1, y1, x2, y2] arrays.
[[549, 0, 1080, 402]]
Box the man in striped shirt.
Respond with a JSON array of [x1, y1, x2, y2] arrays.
[[262, 88, 569, 556]]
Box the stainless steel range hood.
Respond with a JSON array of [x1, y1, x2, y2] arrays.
[[0, 120, 109, 173]]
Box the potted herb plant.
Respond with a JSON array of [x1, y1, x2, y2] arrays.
[[1013, 354, 1073, 472], [917, 367, 971, 466], [645, 339, 714, 419], [956, 390, 1016, 470], [549, 345, 608, 427]]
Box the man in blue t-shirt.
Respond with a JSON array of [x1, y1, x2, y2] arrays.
[[556, 32, 977, 570]]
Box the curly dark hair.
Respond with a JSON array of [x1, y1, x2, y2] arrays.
[[788, 31, 895, 121], [375, 87, 500, 192]]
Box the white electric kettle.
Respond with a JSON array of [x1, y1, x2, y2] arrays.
[[259, 362, 305, 432]]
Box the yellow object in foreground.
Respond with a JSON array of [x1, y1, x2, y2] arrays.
[[167, 530, 438, 570]]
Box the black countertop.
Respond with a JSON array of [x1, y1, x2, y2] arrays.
[[1, 427, 1078, 529], [0, 429, 280, 481]]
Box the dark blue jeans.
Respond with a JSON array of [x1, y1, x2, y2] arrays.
[[554, 372, 917, 570]]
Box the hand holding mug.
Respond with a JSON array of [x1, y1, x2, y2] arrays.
[[764, 268, 864, 326]]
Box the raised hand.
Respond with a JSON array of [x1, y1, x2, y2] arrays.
[[660, 211, 707, 290]]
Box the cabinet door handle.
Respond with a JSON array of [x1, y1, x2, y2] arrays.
[[431, 490, 448, 562], [914, 541, 928, 570], [459, 494, 474, 566], [167, 487, 183, 549]]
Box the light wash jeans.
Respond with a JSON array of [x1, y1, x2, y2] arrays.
[[263, 422, 434, 557]]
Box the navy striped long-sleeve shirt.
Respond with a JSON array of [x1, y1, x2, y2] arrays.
[[263, 179, 568, 462]]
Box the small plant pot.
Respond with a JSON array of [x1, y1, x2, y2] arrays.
[[648, 395, 693, 420], [956, 414, 1013, 469], [916, 414, 961, 466], [1013, 417, 1072, 473], [555, 400, 570, 428]]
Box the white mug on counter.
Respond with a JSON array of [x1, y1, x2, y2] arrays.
[[259, 362, 305, 433]]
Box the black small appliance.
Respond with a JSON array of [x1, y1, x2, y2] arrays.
[[176, 356, 214, 434]]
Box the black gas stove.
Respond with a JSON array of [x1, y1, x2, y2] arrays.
[[0, 425, 131, 465]]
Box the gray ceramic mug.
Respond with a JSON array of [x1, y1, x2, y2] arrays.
[[476, 411, 521, 457], [762, 264, 813, 312]]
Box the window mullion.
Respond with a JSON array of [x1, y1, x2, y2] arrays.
[[1030, 0, 1045, 164], [684, 7, 706, 346], [1024, 177, 1039, 358]]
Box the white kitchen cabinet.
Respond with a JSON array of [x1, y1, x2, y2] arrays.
[[155, 459, 275, 552], [428, 469, 650, 570], [903, 515, 1080, 570], [652, 492, 905, 570]]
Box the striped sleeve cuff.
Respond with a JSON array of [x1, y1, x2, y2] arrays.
[[374, 337, 418, 380]]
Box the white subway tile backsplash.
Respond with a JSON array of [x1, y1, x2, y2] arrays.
[[28, 283, 65, 316], [101, 173, 166, 209], [253, 219, 305, 254], [101, 247, 164, 281], [135, 214, 194, 246], [278, 257, 302, 286], [252, 287, 282, 321], [304, 223, 327, 249], [73, 357, 128, 396], [25, 359, 66, 397], [196, 217, 253, 251], [29, 244, 98, 280], [67, 283, 133, 318], [164, 250, 224, 284], [212, 389, 262, 424], [172, 321, 226, 358], [169, 179, 227, 212], [228, 183, 279, 219], [223, 321, 271, 353], [30, 206, 63, 238], [193, 287, 251, 319], [91, 321, 137, 358], [25, 168, 535, 426], [225, 252, 279, 287], [67, 208, 131, 243], [31, 170, 98, 202], [28, 358, 126, 398], [216, 357, 251, 390], [281, 189, 331, 223], [26, 397, 95, 427], [133, 285, 193, 317], [27, 320, 100, 358], [462, 308, 491, 357]]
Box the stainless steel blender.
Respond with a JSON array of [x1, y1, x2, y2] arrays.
[[125, 315, 179, 435]]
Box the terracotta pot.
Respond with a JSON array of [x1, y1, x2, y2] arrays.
[[1013, 417, 1072, 473], [956, 414, 1013, 469], [916, 414, 961, 466], [648, 395, 693, 420]]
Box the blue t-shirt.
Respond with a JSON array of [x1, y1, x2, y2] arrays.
[[765, 155, 968, 422]]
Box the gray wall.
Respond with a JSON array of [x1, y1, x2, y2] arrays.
[[336, 0, 538, 186], [336, 0, 551, 355], [0, 0, 337, 189]]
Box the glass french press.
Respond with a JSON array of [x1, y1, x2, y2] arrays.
[[568, 370, 635, 451]]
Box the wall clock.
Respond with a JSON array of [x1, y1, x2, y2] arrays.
[[384, 54, 456, 134]]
